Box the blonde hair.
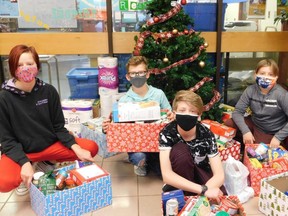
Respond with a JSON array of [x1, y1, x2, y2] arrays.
[[126, 56, 148, 72], [255, 59, 279, 77], [172, 90, 204, 114]]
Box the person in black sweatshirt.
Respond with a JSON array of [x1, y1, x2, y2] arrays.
[[0, 45, 98, 195]]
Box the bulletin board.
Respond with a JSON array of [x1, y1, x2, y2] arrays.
[[17, 0, 77, 29], [0, 0, 19, 17]]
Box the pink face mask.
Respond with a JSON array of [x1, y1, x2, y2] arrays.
[[15, 66, 38, 82]]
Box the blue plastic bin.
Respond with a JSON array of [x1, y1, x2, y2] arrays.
[[184, 3, 227, 31], [66, 67, 99, 99]]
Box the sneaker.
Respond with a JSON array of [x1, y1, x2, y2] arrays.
[[134, 165, 147, 176], [15, 182, 29, 196], [34, 161, 55, 173]]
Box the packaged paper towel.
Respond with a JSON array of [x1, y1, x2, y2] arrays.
[[62, 100, 93, 137], [98, 57, 119, 93]]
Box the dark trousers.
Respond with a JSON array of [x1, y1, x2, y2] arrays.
[[164, 142, 226, 195], [224, 117, 288, 150]]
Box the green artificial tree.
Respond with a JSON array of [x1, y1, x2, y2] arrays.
[[132, 0, 224, 122]]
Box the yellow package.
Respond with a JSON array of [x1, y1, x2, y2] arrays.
[[249, 158, 262, 168]]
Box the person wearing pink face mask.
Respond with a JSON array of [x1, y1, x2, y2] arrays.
[[224, 59, 288, 150], [0, 45, 98, 195]]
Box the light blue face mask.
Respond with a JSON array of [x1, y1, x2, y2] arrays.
[[256, 76, 273, 89]]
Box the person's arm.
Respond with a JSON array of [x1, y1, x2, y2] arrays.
[[205, 154, 225, 188], [0, 96, 29, 166], [49, 86, 76, 148], [271, 91, 288, 147], [232, 87, 252, 135]]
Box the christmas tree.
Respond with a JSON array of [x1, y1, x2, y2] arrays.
[[132, 0, 223, 122]]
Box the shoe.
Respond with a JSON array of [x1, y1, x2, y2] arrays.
[[34, 161, 55, 173], [134, 165, 147, 176], [15, 182, 29, 196]]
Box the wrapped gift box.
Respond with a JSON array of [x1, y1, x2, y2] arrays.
[[112, 101, 161, 122], [107, 122, 166, 152], [107, 122, 240, 158], [258, 171, 288, 216], [219, 140, 241, 161], [80, 122, 118, 158], [30, 164, 112, 216], [243, 144, 288, 196]]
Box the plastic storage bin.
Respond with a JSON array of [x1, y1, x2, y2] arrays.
[[66, 67, 99, 99], [184, 3, 227, 31]]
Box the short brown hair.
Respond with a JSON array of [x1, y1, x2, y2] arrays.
[[255, 59, 279, 77], [172, 90, 204, 115], [8, 45, 40, 78], [125, 56, 148, 73]]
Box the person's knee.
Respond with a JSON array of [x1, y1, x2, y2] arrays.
[[79, 138, 98, 157], [0, 176, 17, 193], [129, 152, 146, 166]]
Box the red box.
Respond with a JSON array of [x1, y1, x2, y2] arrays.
[[219, 140, 241, 161], [243, 144, 288, 196], [70, 164, 109, 186], [106, 122, 167, 152]]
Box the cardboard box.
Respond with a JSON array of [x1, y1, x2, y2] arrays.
[[162, 189, 185, 216], [80, 123, 118, 158], [178, 196, 211, 216], [112, 101, 161, 122], [258, 171, 288, 216], [30, 164, 112, 216], [201, 119, 236, 139], [107, 122, 166, 152], [243, 144, 288, 196]]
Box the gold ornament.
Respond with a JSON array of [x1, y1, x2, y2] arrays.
[[163, 57, 169, 62], [204, 42, 209, 48], [199, 61, 205, 68], [172, 29, 178, 35]]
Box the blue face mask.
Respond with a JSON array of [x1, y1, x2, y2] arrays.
[[256, 76, 273, 89]]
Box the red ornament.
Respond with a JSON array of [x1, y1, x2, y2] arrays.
[[153, 17, 159, 23], [181, 0, 187, 5], [184, 29, 189, 35]]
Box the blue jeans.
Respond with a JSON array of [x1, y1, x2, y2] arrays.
[[128, 152, 146, 167], [128, 152, 161, 175]]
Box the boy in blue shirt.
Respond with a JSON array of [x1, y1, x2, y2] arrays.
[[103, 56, 172, 176]]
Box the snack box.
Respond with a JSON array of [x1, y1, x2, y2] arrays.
[[112, 101, 161, 122], [30, 163, 112, 216], [243, 144, 288, 196]]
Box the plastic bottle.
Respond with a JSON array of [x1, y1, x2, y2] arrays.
[[55, 169, 68, 190]]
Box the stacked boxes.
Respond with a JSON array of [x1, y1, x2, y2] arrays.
[[66, 68, 99, 99], [30, 164, 112, 216]]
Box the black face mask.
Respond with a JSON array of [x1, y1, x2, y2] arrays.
[[176, 113, 198, 131], [129, 76, 147, 88]]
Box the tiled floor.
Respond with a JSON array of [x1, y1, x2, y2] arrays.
[[0, 153, 265, 215], [0, 56, 265, 215]]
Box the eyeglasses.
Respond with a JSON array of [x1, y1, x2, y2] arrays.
[[128, 71, 147, 77]]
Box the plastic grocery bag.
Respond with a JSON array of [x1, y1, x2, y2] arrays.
[[222, 155, 249, 195]]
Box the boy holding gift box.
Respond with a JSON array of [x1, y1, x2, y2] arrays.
[[159, 90, 226, 198], [224, 59, 288, 150], [102, 56, 172, 176]]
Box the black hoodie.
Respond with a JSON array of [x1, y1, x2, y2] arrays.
[[0, 78, 75, 166]]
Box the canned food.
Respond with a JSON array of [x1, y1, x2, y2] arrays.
[[166, 198, 178, 216]]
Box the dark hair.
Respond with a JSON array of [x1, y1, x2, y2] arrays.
[[8, 45, 40, 78]]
